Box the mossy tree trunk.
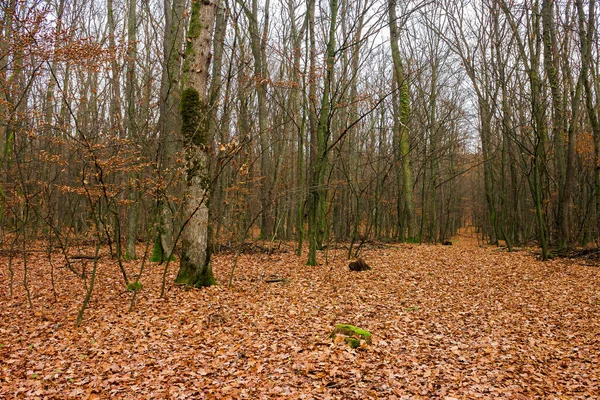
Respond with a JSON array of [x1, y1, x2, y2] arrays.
[[125, 0, 138, 260], [155, 0, 185, 263], [175, 0, 217, 287], [0, 0, 16, 236], [307, 0, 338, 266], [388, 0, 416, 241]]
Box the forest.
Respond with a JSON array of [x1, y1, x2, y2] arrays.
[[1, 0, 599, 397]]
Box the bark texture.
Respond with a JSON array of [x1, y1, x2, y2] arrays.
[[175, 0, 217, 287]]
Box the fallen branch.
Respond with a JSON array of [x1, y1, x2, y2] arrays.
[[69, 255, 99, 260], [265, 276, 287, 283]]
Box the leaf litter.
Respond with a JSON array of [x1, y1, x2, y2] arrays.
[[1, 235, 599, 399]]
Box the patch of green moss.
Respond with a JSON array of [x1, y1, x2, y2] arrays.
[[180, 87, 210, 151], [149, 240, 163, 262], [150, 235, 176, 263], [175, 255, 217, 288], [126, 281, 143, 292], [329, 324, 372, 344], [194, 273, 216, 288], [187, 0, 203, 39], [181, 88, 201, 139]]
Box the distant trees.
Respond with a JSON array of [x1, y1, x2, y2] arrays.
[[1, 0, 599, 289]]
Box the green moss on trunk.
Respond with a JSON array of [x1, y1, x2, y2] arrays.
[[181, 88, 202, 139], [150, 234, 164, 262], [150, 234, 175, 263], [175, 253, 216, 288], [175, 0, 216, 290], [175, 267, 216, 288]]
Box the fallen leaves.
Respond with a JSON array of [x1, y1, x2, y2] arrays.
[[1, 235, 599, 398]]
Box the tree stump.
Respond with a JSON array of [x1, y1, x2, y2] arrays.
[[349, 258, 371, 271]]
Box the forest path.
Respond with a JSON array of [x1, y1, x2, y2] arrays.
[[1, 239, 598, 398]]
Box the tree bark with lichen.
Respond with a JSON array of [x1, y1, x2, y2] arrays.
[[388, 0, 416, 241], [175, 0, 217, 287]]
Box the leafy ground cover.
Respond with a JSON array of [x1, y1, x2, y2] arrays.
[[1, 234, 599, 399]]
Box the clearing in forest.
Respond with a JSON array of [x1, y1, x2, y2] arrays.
[[1, 235, 599, 398]]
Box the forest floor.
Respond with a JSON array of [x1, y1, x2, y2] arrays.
[[1, 233, 599, 399]]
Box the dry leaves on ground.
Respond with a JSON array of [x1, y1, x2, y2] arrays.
[[1, 235, 599, 399]]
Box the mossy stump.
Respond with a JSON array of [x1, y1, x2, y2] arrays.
[[329, 324, 372, 348], [150, 235, 176, 263]]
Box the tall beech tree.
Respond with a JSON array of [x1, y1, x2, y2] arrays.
[[175, 0, 217, 287]]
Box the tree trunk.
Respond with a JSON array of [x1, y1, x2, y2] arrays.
[[0, 0, 16, 234], [542, 0, 570, 248], [107, 0, 122, 136], [499, 0, 549, 258], [238, 0, 274, 239], [155, 0, 185, 262], [175, 0, 217, 287], [576, 0, 600, 241], [287, 0, 307, 255], [307, 0, 337, 266], [208, 0, 227, 249], [125, 0, 138, 260], [388, 0, 416, 241]]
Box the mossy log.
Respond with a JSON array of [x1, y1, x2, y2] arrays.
[[329, 324, 372, 348]]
